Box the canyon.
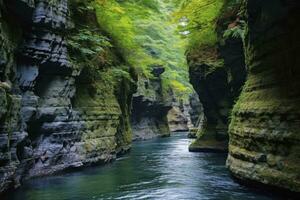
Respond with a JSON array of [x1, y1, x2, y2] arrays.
[[0, 0, 299, 198]]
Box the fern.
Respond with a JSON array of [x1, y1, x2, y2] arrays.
[[223, 18, 246, 39], [174, 0, 224, 50], [68, 29, 112, 59]]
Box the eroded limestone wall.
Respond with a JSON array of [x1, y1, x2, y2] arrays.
[[0, 0, 136, 193], [188, 29, 246, 152], [227, 0, 300, 193], [131, 68, 171, 141]]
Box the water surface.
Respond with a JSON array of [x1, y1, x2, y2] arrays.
[[5, 133, 278, 200]]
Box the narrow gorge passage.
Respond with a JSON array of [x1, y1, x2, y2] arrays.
[[1, 0, 299, 199], [3, 134, 276, 200]]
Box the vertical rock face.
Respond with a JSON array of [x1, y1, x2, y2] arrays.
[[167, 105, 189, 132], [131, 68, 171, 140], [189, 62, 231, 138], [0, 0, 136, 193], [0, 0, 33, 192], [188, 30, 246, 152], [227, 0, 300, 193], [17, 0, 77, 178], [188, 92, 203, 128], [167, 91, 202, 132]]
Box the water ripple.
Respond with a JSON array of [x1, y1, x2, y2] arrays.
[[5, 133, 278, 200]]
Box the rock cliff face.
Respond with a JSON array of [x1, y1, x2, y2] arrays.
[[167, 91, 202, 133], [188, 25, 246, 152], [131, 67, 171, 140], [0, 0, 34, 192], [227, 0, 300, 193], [0, 0, 135, 193]]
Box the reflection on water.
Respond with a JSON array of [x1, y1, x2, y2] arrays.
[[5, 133, 279, 200]]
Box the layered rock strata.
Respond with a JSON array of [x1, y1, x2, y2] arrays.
[[188, 30, 246, 152], [167, 92, 202, 133], [227, 0, 300, 193], [0, 0, 135, 193]]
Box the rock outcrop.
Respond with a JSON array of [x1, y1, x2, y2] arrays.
[[188, 92, 203, 128], [167, 104, 189, 132], [0, 0, 34, 192], [0, 0, 136, 193], [188, 20, 246, 152], [167, 91, 202, 133], [131, 67, 171, 140], [227, 0, 300, 193]]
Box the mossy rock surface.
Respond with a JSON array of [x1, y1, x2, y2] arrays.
[[227, 0, 300, 193]]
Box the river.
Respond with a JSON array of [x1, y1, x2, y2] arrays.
[[5, 133, 279, 200]]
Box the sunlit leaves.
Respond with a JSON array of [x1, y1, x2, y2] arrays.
[[175, 0, 224, 50], [93, 0, 194, 99], [68, 29, 111, 58]]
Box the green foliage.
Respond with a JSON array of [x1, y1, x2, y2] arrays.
[[68, 28, 112, 81], [175, 0, 244, 69], [93, 0, 194, 100], [220, 0, 245, 40], [175, 0, 224, 50], [223, 23, 245, 39], [68, 0, 134, 89], [68, 29, 112, 61]]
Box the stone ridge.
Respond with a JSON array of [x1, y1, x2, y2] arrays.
[[227, 0, 300, 193]]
